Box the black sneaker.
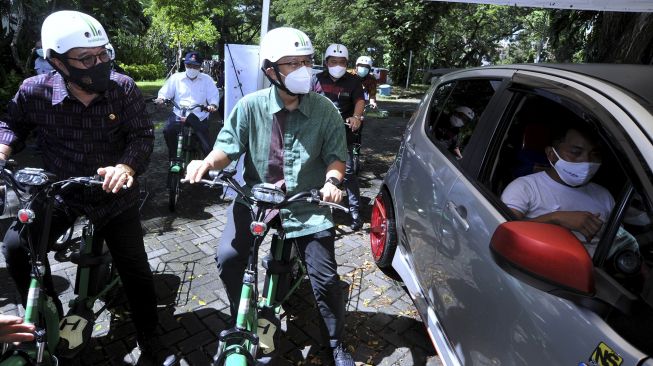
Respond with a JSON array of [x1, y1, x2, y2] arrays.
[[350, 211, 362, 231], [137, 333, 178, 366], [332, 343, 355, 366]]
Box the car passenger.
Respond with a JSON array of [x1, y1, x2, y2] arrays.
[[434, 105, 475, 159], [501, 123, 638, 257]]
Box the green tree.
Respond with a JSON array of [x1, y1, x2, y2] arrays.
[[273, 0, 386, 71], [145, 0, 222, 74]]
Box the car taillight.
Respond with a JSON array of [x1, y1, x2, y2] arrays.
[[17, 209, 35, 224], [250, 222, 267, 236], [370, 195, 387, 261]]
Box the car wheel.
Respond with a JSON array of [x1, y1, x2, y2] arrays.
[[370, 189, 401, 281]]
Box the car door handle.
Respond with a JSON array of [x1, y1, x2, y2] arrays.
[[447, 201, 469, 231]]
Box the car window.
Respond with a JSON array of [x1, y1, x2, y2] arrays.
[[597, 185, 653, 354], [484, 89, 653, 354], [426, 79, 500, 161]]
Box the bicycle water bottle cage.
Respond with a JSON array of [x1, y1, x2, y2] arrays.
[[14, 168, 55, 187], [252, 183, 285, 205]]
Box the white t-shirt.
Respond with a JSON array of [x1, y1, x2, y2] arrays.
[[158, 71, 220, 121], [501, 171, 615, 255]]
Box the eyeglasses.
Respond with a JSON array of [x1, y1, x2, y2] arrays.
[[327, 59, 347, 67], [67, 49, 111, 68], [276, 59, 313, 69]]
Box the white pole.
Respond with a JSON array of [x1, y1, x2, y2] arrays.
[[405, 50, 413, 89], [258, 0, 271, 90]]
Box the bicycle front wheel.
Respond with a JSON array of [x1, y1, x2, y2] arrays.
[[222, 353, 248, 366], [168, 171, 181, 212]]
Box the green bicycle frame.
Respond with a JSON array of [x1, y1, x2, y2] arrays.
[[215, 233, 307, 366], [170, 124, 195, 174]]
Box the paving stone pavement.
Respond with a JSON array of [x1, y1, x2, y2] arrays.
[[0, 100, 442, 366]]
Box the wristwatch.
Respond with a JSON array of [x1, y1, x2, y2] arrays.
[[325, 176, 342, 188]]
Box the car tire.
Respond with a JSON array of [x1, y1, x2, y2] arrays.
[[370, 189, 401, 281]]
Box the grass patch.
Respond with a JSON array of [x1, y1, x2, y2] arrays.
[[377, 83, 430, 100], [136, 79, 165, 99]]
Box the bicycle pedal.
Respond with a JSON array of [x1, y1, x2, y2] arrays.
[[57, 310, 94, 358]]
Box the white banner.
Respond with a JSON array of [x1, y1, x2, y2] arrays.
[[425, 0, 653, 12], [223, 44, 261, 121]]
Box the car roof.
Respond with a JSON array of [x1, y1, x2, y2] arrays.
[[478, 63, 653, 113]]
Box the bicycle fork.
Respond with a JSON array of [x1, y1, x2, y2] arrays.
[[213, 232, 264, 365]]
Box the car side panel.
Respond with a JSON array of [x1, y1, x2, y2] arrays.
[[440, 157, 645, 365], [394, 99, 461, 305]]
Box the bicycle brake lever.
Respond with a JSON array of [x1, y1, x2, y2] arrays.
[[310, 189, 321, 201]]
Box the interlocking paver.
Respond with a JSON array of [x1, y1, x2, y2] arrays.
[[0, 100, 442, 365]]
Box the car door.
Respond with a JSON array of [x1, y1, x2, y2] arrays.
[[398, 71, 511, 312], [441, 69, 653, 365]]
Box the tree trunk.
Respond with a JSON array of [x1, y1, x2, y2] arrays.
[[9, 0, 27, 75], [587, 12, 653, 64]]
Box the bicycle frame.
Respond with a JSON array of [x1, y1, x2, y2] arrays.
[[0, 168, 122, 365], [185, 171, 346, 366], [165, 99, 207, 212]]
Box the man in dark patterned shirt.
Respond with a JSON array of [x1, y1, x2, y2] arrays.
[[0, 11, 175, 366]]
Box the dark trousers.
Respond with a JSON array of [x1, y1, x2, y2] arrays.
[[163, 112, 212, 159], [344, 144, 361, 214], [2, 205, 158, 335], [216, 202, 345, 347]]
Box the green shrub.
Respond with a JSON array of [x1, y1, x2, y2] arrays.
[[0, 70, 25, 114], [118, 63, 166, 81]]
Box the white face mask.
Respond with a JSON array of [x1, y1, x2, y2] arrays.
[[357, 66, 369, 77], [450, 115, 465, 128], [328, 65, 346, 79], [36, 49, 44, 58], [282, 66, 312, 94], [186, 68, 200, 79], [549, 147, 601, 187]]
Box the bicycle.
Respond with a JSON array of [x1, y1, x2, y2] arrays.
[[346, 104, 389, 175], [181, 168, 348, 366], [160, 99, 210, 212], [0, 164, 123, 365], [343, 120, 362, 175]]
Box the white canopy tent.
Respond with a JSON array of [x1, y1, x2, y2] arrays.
[[425, 0, 653, 12]]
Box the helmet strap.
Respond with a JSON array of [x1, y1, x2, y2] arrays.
[[262, 62, 298, 97]]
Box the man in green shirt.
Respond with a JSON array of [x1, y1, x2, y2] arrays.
[[185, 27, 354, 365]]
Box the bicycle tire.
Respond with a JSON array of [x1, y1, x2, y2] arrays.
[[168, 171, 181, 212], [352, 153, 360, 175], [221, 353, 248, 366]]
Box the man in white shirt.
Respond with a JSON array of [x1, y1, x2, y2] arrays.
[[33, 41, 54, 75], [502, 124, 638, 257], [156, 51, 220, 158]]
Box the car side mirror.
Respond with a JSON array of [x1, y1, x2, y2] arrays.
[[490, 221, 595, 295]]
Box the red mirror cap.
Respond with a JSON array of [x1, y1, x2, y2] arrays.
[[491, 221, 595, 294]]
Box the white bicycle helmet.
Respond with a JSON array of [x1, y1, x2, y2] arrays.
[[356, 56, 372, 68], [325, 44, 348, 60], [454, 106, 475, 121], [41, 10, 109, 59], [260, 27, 314, 68]]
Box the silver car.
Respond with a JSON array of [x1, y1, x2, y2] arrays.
[[370, 64, 653, 365]]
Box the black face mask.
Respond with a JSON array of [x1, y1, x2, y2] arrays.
[[60, 58, 112, 94]]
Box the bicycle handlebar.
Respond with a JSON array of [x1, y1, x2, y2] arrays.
[[156, 98, 209, 113], [180, 173, 348, 212], [0, 165, 127, 201]]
